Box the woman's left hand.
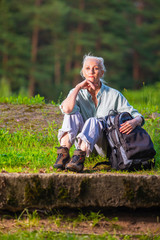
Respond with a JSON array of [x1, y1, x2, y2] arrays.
[[119, 116, 142, 135]]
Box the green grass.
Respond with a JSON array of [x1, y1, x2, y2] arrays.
[[0, 94, 45, 105], [0, 125, 75, 173], [0, 119, 158, 173], [0, 127, 57, 172], [0, 119, 158, 174], [0, 231, 160, 240], [48, 209, 118, 228], [122, 82, 160, 117]]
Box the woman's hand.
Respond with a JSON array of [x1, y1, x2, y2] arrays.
[[119, 116, 143, 135], [78, 79, 96, 91]]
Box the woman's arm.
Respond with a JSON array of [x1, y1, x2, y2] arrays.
[[119, 116, 143, 135], [114, 91, 144, 134], [61, 85, 81, 114], [61, 80, 95, 114]]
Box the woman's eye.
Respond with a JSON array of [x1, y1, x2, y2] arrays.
[[86, 67, 90, 70]]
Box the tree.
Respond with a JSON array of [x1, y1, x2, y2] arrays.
[[28, 0, 42, 97], [0, 0, 31, 93], [0, 0, 159, 100]]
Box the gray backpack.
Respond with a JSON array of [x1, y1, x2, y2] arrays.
[[94, 111, 156, 171]]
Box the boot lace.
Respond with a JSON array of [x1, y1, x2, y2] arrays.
[[71, 155, 81, 163], [56, 153, 63, 163]]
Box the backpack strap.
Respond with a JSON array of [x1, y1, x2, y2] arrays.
[[93, 161, 111, 169]]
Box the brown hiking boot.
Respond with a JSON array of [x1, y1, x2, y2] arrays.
[[54, 147, 70, 170], [65, 149, 86, 172]]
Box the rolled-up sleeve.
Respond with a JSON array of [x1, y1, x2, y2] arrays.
[[116, 92, 145, 125]]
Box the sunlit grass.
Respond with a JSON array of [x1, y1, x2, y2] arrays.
[[0, 126, 76, 173], [0, 120, 159, 174], [0, 94, 45, 105], [0, 230, 160, 239], [0, 128, 57, 170], [122, 82, 160, 117]]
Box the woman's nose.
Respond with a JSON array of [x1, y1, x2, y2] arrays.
[[89, 68, 94, 74]]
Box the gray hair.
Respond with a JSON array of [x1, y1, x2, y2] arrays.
[[80, 54, 107, 78]]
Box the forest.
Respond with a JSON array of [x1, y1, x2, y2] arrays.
[[0, 0, 159, 102]]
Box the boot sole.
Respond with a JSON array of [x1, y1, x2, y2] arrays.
[[53, 164, 65, 170], [65, 165, 83, 173], [53, 159, 70, 171]]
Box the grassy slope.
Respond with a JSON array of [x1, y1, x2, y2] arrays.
[[0, 83, 159, 174], [0, 88, 159, 239]]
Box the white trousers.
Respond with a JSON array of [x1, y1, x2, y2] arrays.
[[58, 112, 107, 157]]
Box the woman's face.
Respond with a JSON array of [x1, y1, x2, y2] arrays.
[[82, 58, 104, 85]]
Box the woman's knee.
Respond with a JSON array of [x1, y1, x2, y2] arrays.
[[85, 117, 96, 124], [61, 112, 84, 131], [84, 117, 101, 128], [81, 117, 103, 138]]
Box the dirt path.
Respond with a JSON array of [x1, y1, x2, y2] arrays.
[[0, 208, 160, 236], [0, 103, 63, 133]]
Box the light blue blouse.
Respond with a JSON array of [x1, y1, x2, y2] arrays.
[[60, 82, 144, 124]]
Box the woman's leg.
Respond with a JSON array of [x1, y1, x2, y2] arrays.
[[77, 117, 107, 157], [54, 112, 84, 170], [65, 117, 106, 172], [58, 112, 84, 149]]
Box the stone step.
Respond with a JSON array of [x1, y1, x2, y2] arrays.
[[0, 173, 159, 211]]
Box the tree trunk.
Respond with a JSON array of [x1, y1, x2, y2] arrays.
[[73, 0, 85, 86], [64, 56, 72, 85], [64, 34, 74, 84], [28, 0, 42, 97], [54, 53, 61, 85], [73, 45, 83, 86], [133, 0, 144, 88], [2, 52, 8, 78], [133, 51, 140, 85]]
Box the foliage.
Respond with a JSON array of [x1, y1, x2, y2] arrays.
[[0, 78, 11, 97], [0, 0, 159, 101], [0, 94, 45, 105]]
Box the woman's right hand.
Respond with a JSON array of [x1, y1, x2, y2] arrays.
[[77, 79, 95, 91]]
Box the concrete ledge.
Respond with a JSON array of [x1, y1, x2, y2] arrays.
[[0, 173, 160, 211]]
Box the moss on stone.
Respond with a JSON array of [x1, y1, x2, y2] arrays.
[[57, 187, 69, 200], [136, 185, 160, 204], [79, 178, 89, 198], [123, 179, 135, 202], [7, 191, 18, 207], [24, 176, 54, 206]]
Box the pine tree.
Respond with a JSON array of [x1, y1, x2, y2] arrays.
[[0, 0, 159, 100]]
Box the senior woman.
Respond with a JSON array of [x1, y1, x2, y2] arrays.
[[54, 55, 144, 172]]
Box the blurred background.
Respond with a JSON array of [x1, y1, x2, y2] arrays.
[[0, 0, 159, 102]]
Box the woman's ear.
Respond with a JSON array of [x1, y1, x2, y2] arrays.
[[100, 70, 104, 77], [81, 68, 85, 78], [80, 68, 84, 78]]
